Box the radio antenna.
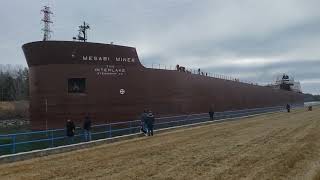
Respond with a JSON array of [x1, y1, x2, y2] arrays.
[[73, 21, 90, 42], [41, 6, 53, 41]]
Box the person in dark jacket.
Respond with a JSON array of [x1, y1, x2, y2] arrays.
[[66, 119, 76, 144], [286, 104, 291, 113], [83, 115, 92, 141], [146, 111, 155, 136], [209, 107, 214, 120]]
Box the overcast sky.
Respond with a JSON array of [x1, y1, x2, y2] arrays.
[[0, 0, 319, 94]]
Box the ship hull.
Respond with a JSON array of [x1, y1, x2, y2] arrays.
[[23, 41, 304, 129]]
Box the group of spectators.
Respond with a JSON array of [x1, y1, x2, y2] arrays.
[[176, 65, 210, 76], [176, 65, 244, 82], [65, 115, 92, 143], [140, 110, 155, 136], [64, 110, 156, 145], [176, 64, 192, 74]]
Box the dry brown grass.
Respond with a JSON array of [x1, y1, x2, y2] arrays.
[[0, 101, 29, 119], [1, 107, 320, 180]]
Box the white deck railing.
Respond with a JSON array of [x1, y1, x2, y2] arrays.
[[143, 63, 259, 86]]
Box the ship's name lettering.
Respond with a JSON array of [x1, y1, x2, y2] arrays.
[[82, 56, 135, 63], [94, 66, 126, 76], [82, 56, 110, 61], [115, 57, 135, 63]]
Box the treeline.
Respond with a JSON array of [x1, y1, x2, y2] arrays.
[[303, 93, 320, 102], [0, 64, 29, 101]]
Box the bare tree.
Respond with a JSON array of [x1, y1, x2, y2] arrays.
[[0, 64, 29, 101]]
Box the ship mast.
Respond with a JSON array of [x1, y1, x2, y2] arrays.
[[73, 21, 90, 42], [41, 6, 53, 41]]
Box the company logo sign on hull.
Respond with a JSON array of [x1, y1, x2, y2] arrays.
[[94, 65, 126, 76]]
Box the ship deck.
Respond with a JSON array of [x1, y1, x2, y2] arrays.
[[1, 107, 320, 179]]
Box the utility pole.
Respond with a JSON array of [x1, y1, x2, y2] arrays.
[[41, 6, 53, 41]]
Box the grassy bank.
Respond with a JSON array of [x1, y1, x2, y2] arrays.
[[0, 101, 29, 120], [0, 101, 30, 154], [1, 107, 320, 179]]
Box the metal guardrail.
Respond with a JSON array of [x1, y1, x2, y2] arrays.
[[0, 104, 303, 156]]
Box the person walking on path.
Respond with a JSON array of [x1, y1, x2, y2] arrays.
[[66, 119, 76, 144], [83, 115, 92, 141], [146, 111, 155, 136]]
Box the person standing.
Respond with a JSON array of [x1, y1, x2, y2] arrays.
[[209, 107, 214, 120], [286, 104, 291, 113], [140, 110, 148, 135], [146, 111, 155, 136], [83, 115, 92, 141], [66, 119, 76, 144]]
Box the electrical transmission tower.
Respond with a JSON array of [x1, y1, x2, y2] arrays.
[[73, 21, 90, 42], [41, 6, 53, 41]]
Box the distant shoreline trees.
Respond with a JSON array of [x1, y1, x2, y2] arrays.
[[0, 64, 29, 101], [303, 93, 320, 102]]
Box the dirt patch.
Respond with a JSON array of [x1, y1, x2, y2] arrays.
[[1, 107, 320, 180]]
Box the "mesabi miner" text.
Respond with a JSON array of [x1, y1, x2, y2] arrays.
[[82, 56, 135, 63]]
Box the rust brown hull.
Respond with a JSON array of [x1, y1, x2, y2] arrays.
[[22, 41, 304, 129]]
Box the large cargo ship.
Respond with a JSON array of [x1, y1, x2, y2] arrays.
[[23, 10, 304, 129], [22, 39, 304, 129]]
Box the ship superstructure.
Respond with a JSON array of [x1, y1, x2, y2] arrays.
[[266, 74, 302, 93]]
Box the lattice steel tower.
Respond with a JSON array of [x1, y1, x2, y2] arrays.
[[41, 6, 53, 41]]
